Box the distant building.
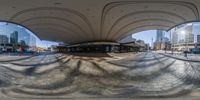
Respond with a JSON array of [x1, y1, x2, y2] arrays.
[[136, 40, 145, 46], [172, 28, 178, 44], [171, 23, 199, 52], [163, 37, 170, 43], [0, 35, 12, 52], [154, 42, 161, 50], [0, 35, 9, 44], [136, 40, 149, 51], [17, 30, 37, 52], [19, 40, 26, 46], [18, 31, 30, 46], [154, 30, 167, 50], [184, 24, 194, 43], [29, 36, 37, 51], [119, 35, 136, 43], [0, 23, 39, 53], [156, 30, 164, 42], [10, 31, 18, 44], [118, 39, 148, 52], [197, 35, 200, 43]]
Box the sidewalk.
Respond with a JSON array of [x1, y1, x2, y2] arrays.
[[154, 50, 200, 62]]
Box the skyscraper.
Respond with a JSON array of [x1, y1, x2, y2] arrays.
[[156, 30, 164, 42], [172, 32, 178, 44], [10, 31, 18, 44], [154, 30, 165, 50], [184, 23, 194, 43], [171, 23, 199, 51], [193, 22, 200, 43], [18, 29, 31, 46]]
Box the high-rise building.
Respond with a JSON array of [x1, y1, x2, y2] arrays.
[[197, 35, 200, 43], [10, 31, 18, 44], [156, 30, 164, 42], [172, 29, 178, 44], [154, 30, 165, 50], [19, 40, 26, 46], [171, 23, 193, 44], [0, 23, 38, 52], [193, 23, 200, 43], [0, 35, 9, 44], [19, 32, 30, 46], [171, 23, 200, 52], [184, 23, 194, 43], [163, 37, 170, 43]]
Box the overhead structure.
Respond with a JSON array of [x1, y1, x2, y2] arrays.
[[0, 0, 200, 44]]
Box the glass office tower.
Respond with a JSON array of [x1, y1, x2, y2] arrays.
[[0, 22, 37, 52], [171, 22, 200, 52]]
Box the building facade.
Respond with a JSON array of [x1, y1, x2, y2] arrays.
[[197, 35, 200, 43], [154, 30, 170, 50], [119, 35, 136, 43], [0, 23, 37, 52], [10, 31, 18, 44], [156, 30, 164, 42], [0, 35, 9, 44], [171, 23, 200, 53]]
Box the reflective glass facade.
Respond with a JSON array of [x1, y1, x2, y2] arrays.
[[0, 23, 36, 47], [171, 23, 200, 51], [0, 22, 37, 52]]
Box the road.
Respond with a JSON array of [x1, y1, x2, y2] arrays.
[[0, 52, 199, 100]]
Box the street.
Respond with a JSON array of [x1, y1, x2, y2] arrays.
[[0, 52, 199, 99]]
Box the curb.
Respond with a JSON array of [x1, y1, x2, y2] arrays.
[[158, 53, 200, 62]]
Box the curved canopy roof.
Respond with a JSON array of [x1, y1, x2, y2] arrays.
[[0, 0, 200, 44]]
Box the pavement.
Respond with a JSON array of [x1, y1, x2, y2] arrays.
[[0, 52, 199, 100], [156, 50, 200, 62]]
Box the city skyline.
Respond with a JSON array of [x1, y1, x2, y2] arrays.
[[0, 22, 200, 49], [132, 30, 170, 47], [0, 22, 58, 48], [131, 22, 200, 48]]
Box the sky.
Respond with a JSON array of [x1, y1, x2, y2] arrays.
[[132, 30, 156, 45], [132, 30, 170, 47], [37, 40, 59, 48]]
